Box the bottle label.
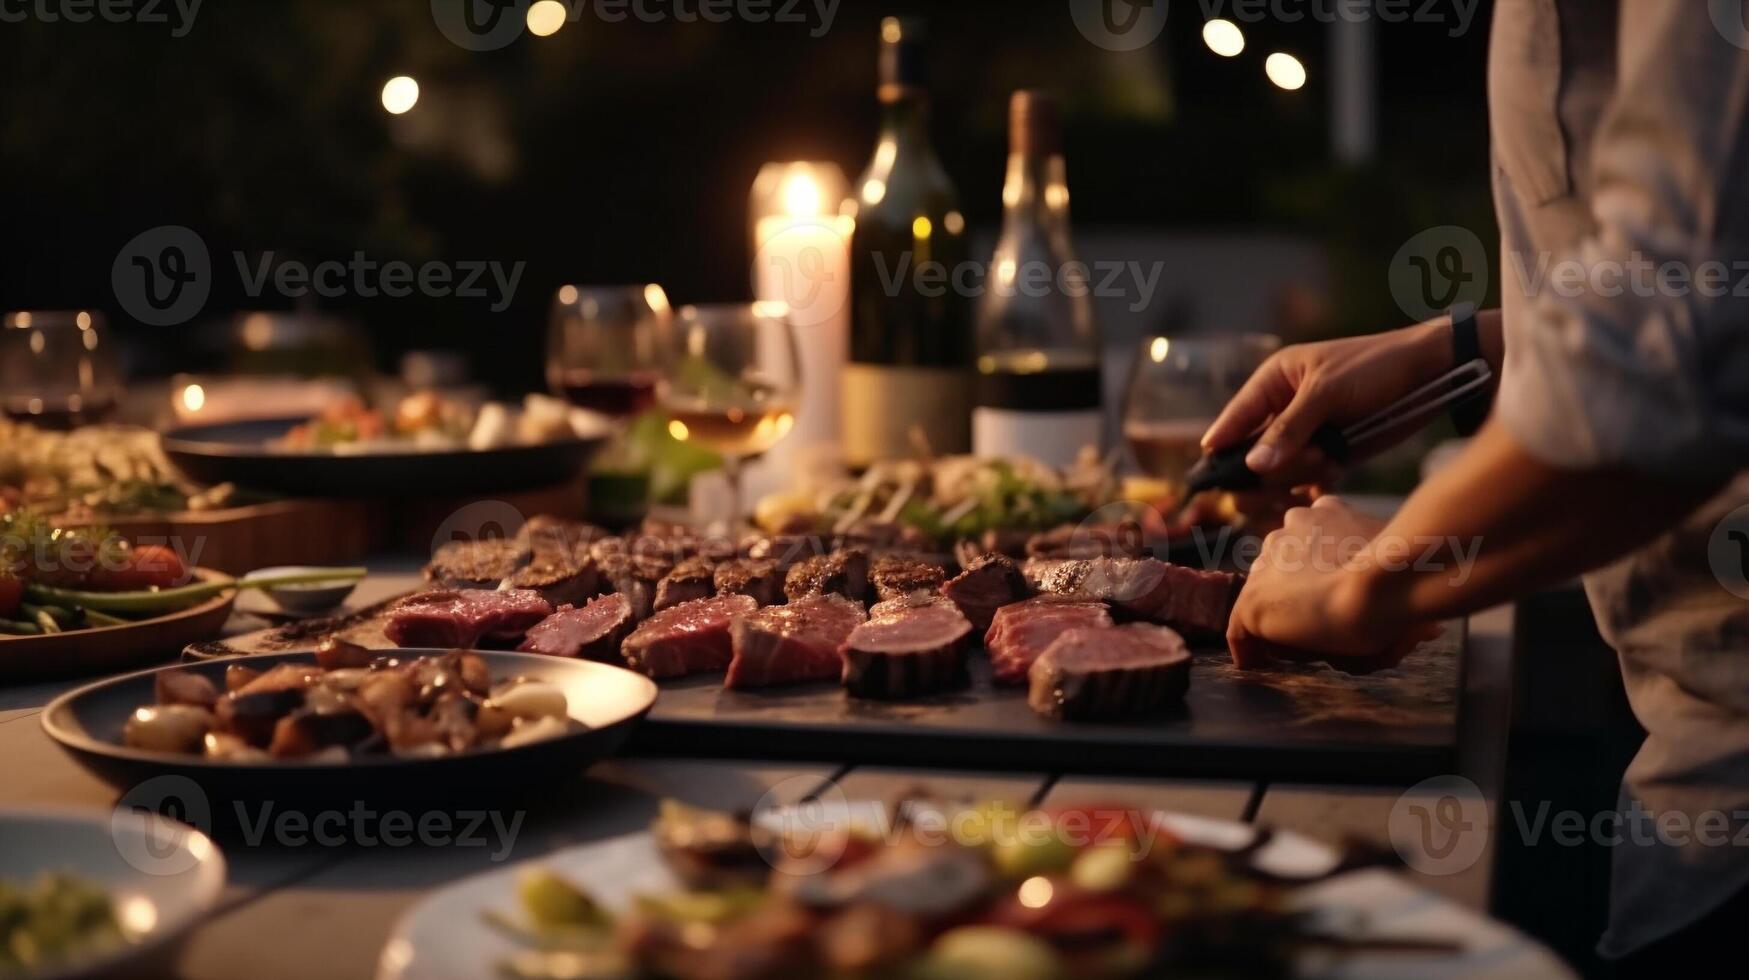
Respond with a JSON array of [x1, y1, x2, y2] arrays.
[[842, 363, 972, 465], [973, 408, 1101, 469]]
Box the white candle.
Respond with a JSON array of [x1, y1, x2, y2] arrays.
[[747, 162, 851, 497]]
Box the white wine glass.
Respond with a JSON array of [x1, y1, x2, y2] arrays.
[[654, 303, 801, 528], [1121, 333, 1280, 500]]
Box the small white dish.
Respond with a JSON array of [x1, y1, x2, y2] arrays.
[[243, 565, 360, 614], [0, 807, 227, 980]]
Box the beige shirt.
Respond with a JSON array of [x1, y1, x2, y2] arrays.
[[1489, 0, 1749, 956]]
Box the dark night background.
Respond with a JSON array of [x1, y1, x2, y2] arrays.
[[0, 0, 1495, 394]]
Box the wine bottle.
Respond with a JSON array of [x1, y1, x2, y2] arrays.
[[844, 16, 972, 467], [972, 90, 1102, 468]]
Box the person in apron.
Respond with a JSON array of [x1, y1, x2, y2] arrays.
[[1207, 2, 1749, 969]]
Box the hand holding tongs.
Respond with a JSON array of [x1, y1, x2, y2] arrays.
[[1181, 357, 1494, 496]]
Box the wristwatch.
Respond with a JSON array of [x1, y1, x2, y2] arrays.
[[1447, 303, 1490, 436]]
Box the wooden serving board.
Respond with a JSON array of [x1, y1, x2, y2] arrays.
[[192, 603, 1463, 785]]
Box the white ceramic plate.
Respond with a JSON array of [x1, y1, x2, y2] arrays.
[[376, 809, 1574, 980], [0, 808, 226, 980]]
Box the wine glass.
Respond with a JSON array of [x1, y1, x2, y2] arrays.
[[1121, 334, 1280, 499], [1, 310, 122, 429], [546, 285, 670, 419], [654, 303, 801, 527]]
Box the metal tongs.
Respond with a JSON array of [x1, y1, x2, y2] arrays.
[[1181, 357, 1494, 497]]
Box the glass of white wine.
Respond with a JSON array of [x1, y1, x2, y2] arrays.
[[655, 303, 801, 526]]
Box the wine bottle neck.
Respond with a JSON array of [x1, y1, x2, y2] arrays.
[[878, 91, 933, 144], [999, 152, 1072, 232]]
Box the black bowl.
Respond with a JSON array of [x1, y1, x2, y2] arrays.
[[160, 417, 607, 497], [42, 650, 658, 813]]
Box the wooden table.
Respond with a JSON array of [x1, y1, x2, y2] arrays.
[[0, 563, 1527, 980]]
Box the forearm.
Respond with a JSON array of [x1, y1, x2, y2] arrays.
[[1335, 418, 1724, 628]]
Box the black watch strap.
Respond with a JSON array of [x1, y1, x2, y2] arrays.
[[1447, 303, 1490, 436]]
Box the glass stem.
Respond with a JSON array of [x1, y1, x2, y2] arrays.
[[720, 455, 743, 530]]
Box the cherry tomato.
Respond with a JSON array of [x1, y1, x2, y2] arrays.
[[88, 544, 189, 591]]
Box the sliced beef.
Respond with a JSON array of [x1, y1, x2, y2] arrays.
[[743, 533, 828, 572], [983, 595, 1115, 685], [384, 589, 554, 648], [939, 553, 1029, 631], [713, 558, 784, 607], [1027, 623, 1191, 721], [517, 593, 634, 662], [423, 538, 527, 590], [621, 593, 759, 679], [870, 556, 946, 602], [654, 556, 718, 613], [597, 553, 673, 622], [517, 516, 608, 557], [507, 547, 599, 607], [840, 594, 971, 699], [726, 594, 867, 689], [1025, 521, 1150, 560], [953, 529, 1031, 567], [784, 549, 869, 603], [1024, 557, 1241, 636]]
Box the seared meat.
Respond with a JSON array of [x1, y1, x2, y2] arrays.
[[744, 533, 828, 571], [517, 593, 635, 661], [1024, 557, 1241, 636], [840, 594, 971, 699], [726, 594, 867, 689], [1028, 623, 1191, 720], [516, 516, 608, 557], [507, 546, 599, 607], [383, 590, 553, 648], [423, 538, 527, 590], [939, 553, 1029, 631], [597, 553, 673, 622], [784, 549, 870, 603], [713, 558, 784, 606], [621, 594, 759, 679], [654, 556, 718, 613], [984, 595, 1114, 685], [870, 556, 946, 602], [1025, 520, 1150, 560]]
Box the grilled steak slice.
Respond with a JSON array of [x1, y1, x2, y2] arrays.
[[984, 595, 1115, 685], [940, 553, 1029, 631], [598, 553, 673, 621], [1028, 624, 1191, 720], [1025, 521, 1150, 560], [953, 529, 1032, 567], [713, 558, 784, 606], [726, 594, 867, 689], [1024, 557, 1241, 636], [517, 593, 634, 661], [507, 546, 599, 607], [743, 533, 827, 572], [840, 594, 971, 699], [655, 556, 718, 613], [621, 594, 759, 679], [423, 538, 528, 589], [517, 516, 608, 557], [784, 549, 870, 603], [871, 556, 947, 602], [384, 589, 554, 648]]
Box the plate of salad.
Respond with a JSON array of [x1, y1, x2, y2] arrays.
[[0, 511, 363, 683]]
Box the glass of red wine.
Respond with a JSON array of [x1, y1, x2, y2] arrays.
[[546, 285, 670, 420], [1, 310, 122, 429]]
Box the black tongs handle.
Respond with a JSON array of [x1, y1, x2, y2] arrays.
[[1181, 358, 1493, 496]]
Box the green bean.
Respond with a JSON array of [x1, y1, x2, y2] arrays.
[[0, 619, 43, 636], [83, 609, 131, 628], [20, 603, 84, 628], [24, 567, 367, 615]]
